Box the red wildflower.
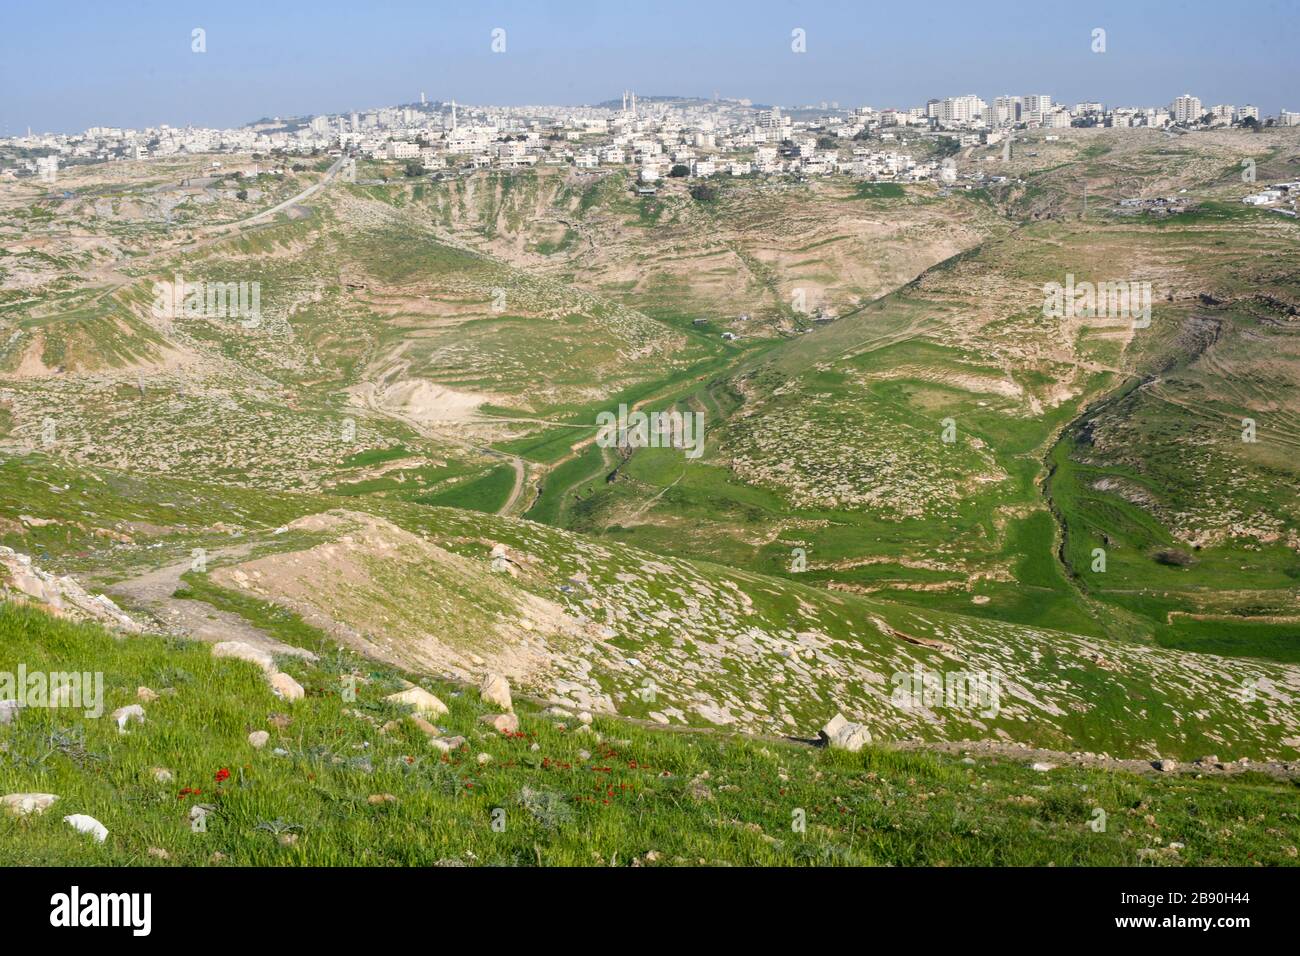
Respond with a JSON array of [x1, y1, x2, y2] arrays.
[[215, 768, 231, 784]]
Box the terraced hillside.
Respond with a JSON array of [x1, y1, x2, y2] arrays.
[[542, 131, 1300, 663], [417, 166, 1001, 335], [2, 452, 1298, 762], [2, 128, 1299, 808]]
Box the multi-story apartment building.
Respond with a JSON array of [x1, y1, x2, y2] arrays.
[[934, 95, 986, 126], [991, 96, 1021, 126], [1171, 94, 1203, 124], [1021, 94, 1053, 124]]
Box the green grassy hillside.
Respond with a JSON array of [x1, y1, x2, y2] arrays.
[[2, 602, 1297, 866]]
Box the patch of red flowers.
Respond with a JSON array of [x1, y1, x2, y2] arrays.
[[177, 787, 202, 800], [214, 768, 231, 784]]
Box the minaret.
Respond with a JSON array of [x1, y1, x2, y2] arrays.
[[451, 99, 458, 129]]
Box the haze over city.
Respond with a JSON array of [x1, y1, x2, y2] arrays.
[[3, 0, 1299, 133]]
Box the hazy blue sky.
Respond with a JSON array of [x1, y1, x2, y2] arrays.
[[3, 0, 1298, 133]]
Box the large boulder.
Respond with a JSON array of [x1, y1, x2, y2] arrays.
[[385, 686, 448, 717], [269, 672, 305, 702], [819, 712, 871, 752], [211, 641, 275, 674], [479, 673, 513, 711], [2, 793, 59, 817], [479, 712, 520, 734], [64, 814, 108, 843]]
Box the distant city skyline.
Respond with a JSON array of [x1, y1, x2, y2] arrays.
[[3, 0, 1299, 135]]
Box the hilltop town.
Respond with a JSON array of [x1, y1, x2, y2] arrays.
[[7, 90, 1300, 213]]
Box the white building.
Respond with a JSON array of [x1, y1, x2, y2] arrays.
[[1171, 94, 1203, 124], [1021, 95, 1053, 124], [386, 141, 420, 160], [934, 95, 986, 126], [991, 96, 1021, 126]]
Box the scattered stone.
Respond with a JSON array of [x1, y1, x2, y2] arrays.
[[476, 752, 492, 766], [1031, 762, 1056, 772], [577, 711, 593, 726], [544, 706, 574, 719], [386, 686, 448, 717], [147, 847, 170, 860], [151, 767, 173, 784], [408, 715, 440, 737], [1199, 755, 1220, 767], [111, 704, 145, 733], [1137, 845, 1181, 863], [267, 713, 293, 730], [430, 735, 467, 753], [367, 794, 398, 805], [819, 712, 871, 752], [1155, 759, 1178, 773], [248, 730, 270, 750], [578, 749, 591, 761], [64, 814, 108, 843], [136, 686, 159, 703], [278, 833, 298, 847], [211, 641, 275, 674], [2, 793, 58, 817], [479, 712, 519, 734], [269, 672, 304, 702], [648, 711, 670, 725], [479, 673, 512, 711], [0, 700, 19, 724]]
